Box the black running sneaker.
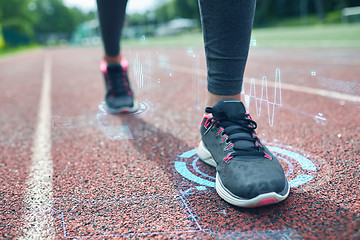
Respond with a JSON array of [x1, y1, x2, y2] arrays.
[[100, 59, 138, 113], [197, 99, 289, 207]]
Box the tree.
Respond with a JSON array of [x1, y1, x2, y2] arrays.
[[173, 0, 200, 21], [154, 1, 176, 23], [34, 0, 76, 35], [32, 0, 95, 43], [0, 0, 37, 46]]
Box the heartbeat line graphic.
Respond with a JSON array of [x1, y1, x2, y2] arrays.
[[242, 68, 327, 126], [243, 68, 282, 126], [132, 53, 152, 92], [187, 47, 202, 110]]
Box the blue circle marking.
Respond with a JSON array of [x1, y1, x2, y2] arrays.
[[174, 161, 215, 188], [268, 146, 316, 188], [179, 149, 197, 158], [277, 155, 294, 177], [288, 174, 314, 188], [175, 147, 317, 189], [192, 158, 215, 180], [268, 146, 317, 171]]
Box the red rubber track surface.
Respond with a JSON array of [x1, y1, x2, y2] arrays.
[[0, 47, 359, 239]]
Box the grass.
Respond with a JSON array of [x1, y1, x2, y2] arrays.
[[1, 23, 359, 58], [252, 23, 360, 48], [122, 31, 204, 48], [0, 44, 40, 59], [122, 23, 360, 49]]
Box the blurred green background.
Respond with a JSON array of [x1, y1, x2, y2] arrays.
[[0, 0, 360, 55]]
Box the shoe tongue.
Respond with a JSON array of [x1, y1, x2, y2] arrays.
[[107, 63, 123, 73], [213, 99, 255, 153], [212, 99, 246, 118]]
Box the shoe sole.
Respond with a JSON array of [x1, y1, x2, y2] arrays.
[[106, 101, 139, 114], [197, 141, 290, 208]]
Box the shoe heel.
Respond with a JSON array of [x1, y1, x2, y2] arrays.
[[197, 141, 217, 167]]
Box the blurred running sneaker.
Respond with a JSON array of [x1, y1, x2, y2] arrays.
[[100, 58, 138, 113]]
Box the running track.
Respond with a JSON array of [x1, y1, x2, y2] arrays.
[[0, 46, 359, 239]]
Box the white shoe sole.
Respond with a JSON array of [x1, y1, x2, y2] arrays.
[[106, 101, 139, 114], [197, 140, 290, 208]]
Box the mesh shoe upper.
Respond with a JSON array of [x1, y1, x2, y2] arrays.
[[200, 99, 288, 199]]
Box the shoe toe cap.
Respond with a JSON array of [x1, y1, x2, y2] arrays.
[[220, 160, 287, 199], [106, 95, 134, 109]]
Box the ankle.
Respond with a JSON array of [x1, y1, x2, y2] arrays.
[[205, 92, 242, 109], [104, 54, 122, 64]]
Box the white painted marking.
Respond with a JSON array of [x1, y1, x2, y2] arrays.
[[20, 56, 54, 239], [259, 78, 360, 103], [169, 64, 360, 103]]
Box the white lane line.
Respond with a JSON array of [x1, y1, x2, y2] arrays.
[[169, 64, 360, 103], [246, 77, 360, 103], [20, 56, 54, 239]]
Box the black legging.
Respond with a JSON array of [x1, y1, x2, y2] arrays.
[[96, 0, 128, 57], [96, 0, 256, 96]]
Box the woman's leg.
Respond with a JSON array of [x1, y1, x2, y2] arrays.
[[96, 0, 128, 64], [96, 0, 137, 113], [197, 0, 290, 208], [198, 0, 256, 107]]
